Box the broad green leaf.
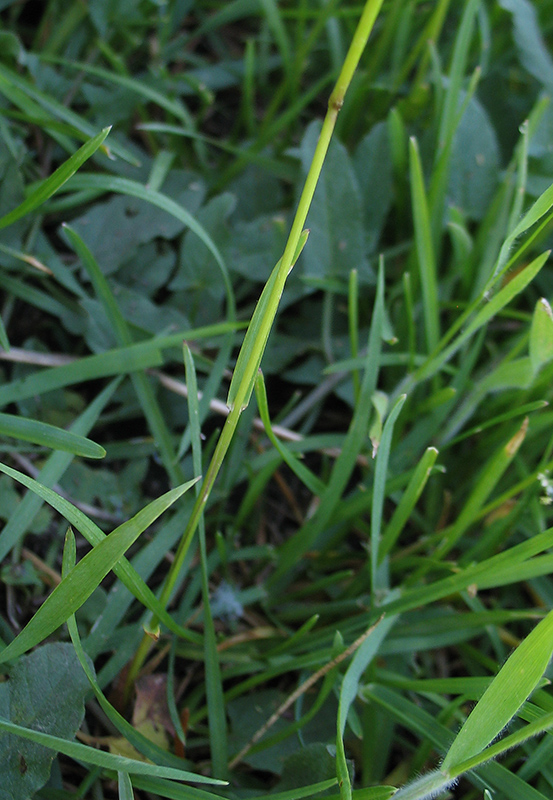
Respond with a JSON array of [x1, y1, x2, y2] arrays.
[[0, 127, 110, 230], [63, 223, 185, 486], [354, 122, 393, 253], [442, 609, 553, 771], [63, 174, 233, 312], [498, 0, 553, 89], [0, 477, 198, 663], [298, 121, 372, 280], [530, 297, 553, 372], [448, 97, 499, 220], [0, 411, 105, 458], [68, 189, 200, 276], [0, 643, 90, 800], [272, 744, 338, 794]]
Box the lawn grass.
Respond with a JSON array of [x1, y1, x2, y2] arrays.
[[2, 1, 553, 798]]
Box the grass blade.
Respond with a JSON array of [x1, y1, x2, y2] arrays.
[[0, 461, 202, 644], [184, 343, 228, 778], [0, 411, 105, 458], [336, 614, 397, 800], [417, 250, 549, 383], [0, 127, 110, 230], [0, 379, 120, 564], [0, 717, 226, 785], [254, 370, 326, 497], [227, 230, 309, 411], [442, 609, 553, 771], [409, 137, 439, 353], [0, 476, 198, 663], [371, 394, 407, 594], [268, 259, 386, 588], [379, 447, 438, 561]]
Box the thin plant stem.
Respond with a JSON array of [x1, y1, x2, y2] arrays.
[[127, 0, 386, 690]]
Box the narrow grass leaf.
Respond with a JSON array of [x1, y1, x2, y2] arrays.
[[184, 343, 228, 778], [371, 394, 407, 593], [0, 718, 226, 784], [494, 180, 553, 281], [366, 684, 550, 799], [0, 343, 162, 407], [0, 476, 198, 663], [348, 269, 361, 402], [382, 524, 553, 619], [448, 709, 553, 781], [418, 250, 549, 382], [118, 772, 134, 800], [137, 122, 294, 181], [379, 447, 438, 561], [336, 613, 397, 800], [255, 371, 325, 497], [444, 400, 546, 447], [0, 322, 239, 408], [247, 780, 344, 800], [430, 0, 480, 238], [0, 315, 9, 351], [0, 411, 105, 458], [128, 775, 236, 800], [409, 137, 439, 352], [0, 379, 120, 564], [442, 608, 553, 771], [269, 259, 385, 586], [259, 0, 291, 76], [0, 127, 110, 230], [0, 63, 135, 163], [63, 224, 131, 344], [433, 416, 528, 562], [66, 601, 192, 769], [530, 297, 553, 372], [227, 230, 309, 411], [43, 58, 195, 129], [0, 462, 202, 644]]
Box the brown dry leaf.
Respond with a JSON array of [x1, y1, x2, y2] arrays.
[[133, 674, 175, 736], [107, 674, 176, 759]]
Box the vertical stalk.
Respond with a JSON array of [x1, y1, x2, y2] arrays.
[[128, 0, 386, 689]]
